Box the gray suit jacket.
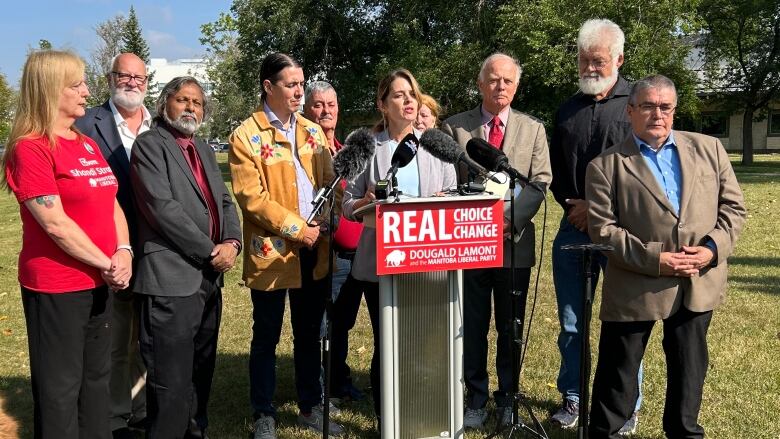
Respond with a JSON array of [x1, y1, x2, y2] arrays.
[[75, 100, 138, 243], [342, 129, 457, 282], [130, 121, 242, 296], [586, 131, 746, 321], [441, 106, 552, 268]]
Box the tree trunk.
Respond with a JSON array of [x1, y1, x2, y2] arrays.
[[741, 107, 754, 166]]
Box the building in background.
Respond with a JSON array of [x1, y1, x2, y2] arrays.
[[147, 58, 211, 97]]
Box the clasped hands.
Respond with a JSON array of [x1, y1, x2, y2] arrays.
[[102, 249, 132, 290], [660, 246, 715, 277], [210, 242, 239, 273]]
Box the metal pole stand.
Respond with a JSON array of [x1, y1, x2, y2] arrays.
[[486, 179, 547, 439], [559, 243, 613, 439]]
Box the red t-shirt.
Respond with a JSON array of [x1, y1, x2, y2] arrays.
[[5, 135, 119, 293]]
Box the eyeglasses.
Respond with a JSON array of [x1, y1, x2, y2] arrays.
[[578, 57, 612, 71], [633, 103, 676, 115], [111, 71, 148, 84]]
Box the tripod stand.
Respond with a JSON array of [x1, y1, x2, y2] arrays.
[[559, 243, 613, 439], [486, 178, 547, 439]]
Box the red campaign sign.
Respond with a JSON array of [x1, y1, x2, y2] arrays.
[[375, 197, 504, 275]]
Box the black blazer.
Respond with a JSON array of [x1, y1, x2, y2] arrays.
[[130, 121, 242, 296], [74, 100, 138, 243]]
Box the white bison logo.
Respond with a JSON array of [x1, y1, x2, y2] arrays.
[[385, 249, 406, 267]]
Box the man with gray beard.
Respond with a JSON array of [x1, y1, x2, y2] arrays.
[[130, 76, 241, 438], [548, 19, 643, 435], [75, 52, 151, 439]]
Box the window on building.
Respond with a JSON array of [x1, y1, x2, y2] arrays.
[[769, 110, 780, 136], [700, 112, 729, 137]]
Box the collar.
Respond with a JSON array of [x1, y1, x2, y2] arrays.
[[480, 104, 510, 128], [264, 102, 296, 130], [108, 98, 152, 127], [633, 130, 677, 153]]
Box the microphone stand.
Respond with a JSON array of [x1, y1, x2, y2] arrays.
[[308, 182, 338, 439], [487, 177, 547, 439], [560, 243, 613, 439]]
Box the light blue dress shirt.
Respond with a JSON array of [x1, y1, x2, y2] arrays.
[[634, 131, 682, 215], [264, 103, 315, 220], [387, 138, 420, 197]]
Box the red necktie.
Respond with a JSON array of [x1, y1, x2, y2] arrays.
[[184, 142, 220, 242], [488, 115, 504, 149]]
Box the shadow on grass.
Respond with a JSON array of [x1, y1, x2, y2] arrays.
[[727, 256, 780, 295], [210, 352, 376, 438], [0, 376, 32, 438]]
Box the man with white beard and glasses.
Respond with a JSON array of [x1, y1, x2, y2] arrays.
[[75, 52, 152, 439], [130, 76, 241, 438], [548, 19, 644, 435]]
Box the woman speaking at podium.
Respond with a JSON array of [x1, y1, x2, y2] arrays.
[[342, 68, 456, 424]]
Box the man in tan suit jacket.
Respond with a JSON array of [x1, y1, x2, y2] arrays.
[[440, 53, 552, 429], [585, 75, 746, 438]]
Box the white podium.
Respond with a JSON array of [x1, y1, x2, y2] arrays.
[[358, 195, 504, 439]]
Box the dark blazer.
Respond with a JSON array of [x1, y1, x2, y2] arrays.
[[586, 131, 746, 321], [440, 106, 552, 268], [130, 121, 242, 297], [75, 100, 138, 242]]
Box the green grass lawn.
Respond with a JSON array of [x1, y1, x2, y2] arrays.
[[1, 153, 778, 438]]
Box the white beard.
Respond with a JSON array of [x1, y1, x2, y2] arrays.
[[164, 110, 200, 135], [578, 68, 618, 96], [111, 87, 146, 111]]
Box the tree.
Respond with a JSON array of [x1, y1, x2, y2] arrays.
[[86, 14, 128, 106], [38, 39, 52, 50], [497, 0, 702, 125], [121, 6, 150, 63], [0, 72, 15, 144], [699, 0, 780, 165]]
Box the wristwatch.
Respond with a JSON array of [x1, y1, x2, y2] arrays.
[[116, 244, 134, 259]]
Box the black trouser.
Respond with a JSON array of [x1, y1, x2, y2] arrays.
[[462, 267, 531, 409], [22, 286, 112, 439], [360, 281, 381, 416], [329, 272, 374, 397], [139, 273, 222, 439], [590, 307, 712, 439], [249, 248, 328, 417]]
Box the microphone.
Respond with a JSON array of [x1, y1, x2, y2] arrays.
[[419, 129, 501, 183], [307, 128, 375, 223], [384, 133, 419, 180], [465, 137, 530, 185]]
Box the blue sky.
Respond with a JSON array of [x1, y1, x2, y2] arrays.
[[0, 0, 231, 85]]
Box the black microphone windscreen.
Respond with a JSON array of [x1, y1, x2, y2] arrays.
[[391, 133, 419, 169], [466, 137, 507, 172], [333, 128, 375, 180], [419, 128, 463, 164]]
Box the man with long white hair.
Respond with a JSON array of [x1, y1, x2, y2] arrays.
[[548, 19, 643, 435], [75, 52, 151, 439]]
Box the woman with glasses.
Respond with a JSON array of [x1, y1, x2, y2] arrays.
[[2, 50, 131, 439]]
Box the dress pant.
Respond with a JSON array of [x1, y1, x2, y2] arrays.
[[139, 272, 222, 439], [249, 248, 327, 417], [22, 286, 112, 439], [109, 290, 146, 431], [589, 306, 712, 439], [462, 266, 530, 410], [329, 270, 374, 398]]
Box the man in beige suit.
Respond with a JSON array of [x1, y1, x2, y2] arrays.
[[585, 75, 746, 438], [441, 52, 552, 429]]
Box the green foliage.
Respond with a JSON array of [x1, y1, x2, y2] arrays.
[[85, 14, 128, 107], [121, 6, 150, 63], [497, 0, 703, 123], [202, 1, 707, 139], [37, 39, 52, 50], [699, 0, 780, 163], [0, 73, 15, 144]]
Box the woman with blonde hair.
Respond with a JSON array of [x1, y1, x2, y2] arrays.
[[415, 93, 442, 130], [342, 68, 456, 422], [2, 50, 131, 439]]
